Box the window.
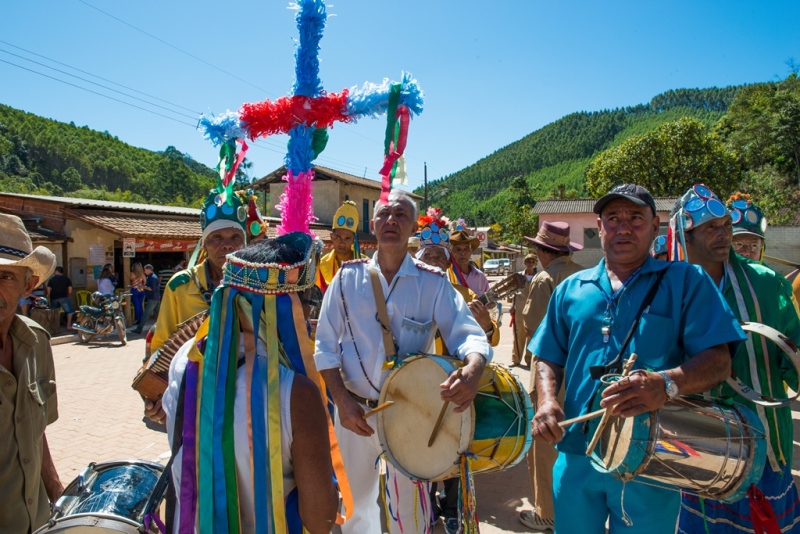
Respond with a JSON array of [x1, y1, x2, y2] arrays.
[[583, 228, 600, 248]]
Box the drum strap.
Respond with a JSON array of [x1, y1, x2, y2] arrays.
[[589, 266, 669, 380], [369, 269, 399, 363]]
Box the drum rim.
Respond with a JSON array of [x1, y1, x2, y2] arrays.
[[377, 354, 474, 481]]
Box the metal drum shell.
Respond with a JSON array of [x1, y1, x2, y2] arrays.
[[35, 460, 164, 534], [377, 354, 533, 482], [589, 395, 766, 503]]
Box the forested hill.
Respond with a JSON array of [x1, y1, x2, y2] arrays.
[[0, 103, 219, 207], [417, 86, 742, 224]]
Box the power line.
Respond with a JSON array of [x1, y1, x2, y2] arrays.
[[0, 39, 201, 116], [0, 48, 198, 121], [0, 58, 197, 128], [77, 0, 278, 98]]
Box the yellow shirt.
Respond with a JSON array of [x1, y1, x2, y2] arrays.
[[316, 249, 366, 292], [0, 316, 58, 533], [435, 284, 500, 354], [151, 262, 211, 353]]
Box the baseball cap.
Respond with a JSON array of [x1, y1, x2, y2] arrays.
[[593, 184, 657, 216]]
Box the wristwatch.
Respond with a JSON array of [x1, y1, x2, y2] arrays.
[[658, 370, 679, 400]]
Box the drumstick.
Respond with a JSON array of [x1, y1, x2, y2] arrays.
[[558, 408, 605, 427], [427, 368, 463, 448], [585, 353, 638, 456], [361, 401, 394, 419]]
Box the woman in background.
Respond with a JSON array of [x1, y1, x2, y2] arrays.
[[97, 267, 115, 296], [130, 262, 146, 325]]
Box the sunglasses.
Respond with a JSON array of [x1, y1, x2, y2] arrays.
[[732, 241, 761, 253]]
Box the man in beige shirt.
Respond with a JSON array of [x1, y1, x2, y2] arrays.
[[0, 213, 63, 533], [518, 221, 583, 532], [509, 253, 537, 367]]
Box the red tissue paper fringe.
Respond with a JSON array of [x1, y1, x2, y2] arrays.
[[240, 91, 352, 140]]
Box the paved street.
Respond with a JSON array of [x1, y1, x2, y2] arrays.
[[44, 293, 800, 533]]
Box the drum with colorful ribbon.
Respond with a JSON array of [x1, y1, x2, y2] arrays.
[[377, 353, 533, 482]]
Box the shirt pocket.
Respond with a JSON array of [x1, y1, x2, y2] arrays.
[[632, 313, 675, 370], [400, 317, 434, 354], [27, 377, 56, 433]]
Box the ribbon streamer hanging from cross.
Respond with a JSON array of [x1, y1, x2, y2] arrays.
[[199, 0, 423, 236]]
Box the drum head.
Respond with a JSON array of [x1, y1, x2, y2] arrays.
[[377, 355, 472, 481], [34, 516, 141, 533]]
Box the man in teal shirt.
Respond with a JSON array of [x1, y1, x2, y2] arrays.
[[672, 185, 800, 533], [530, 184, 745, 533]]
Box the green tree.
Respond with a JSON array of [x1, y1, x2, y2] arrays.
[[585, 117, 740, 197], [501, 176, 538, 244], [60, 167, 83, 192]]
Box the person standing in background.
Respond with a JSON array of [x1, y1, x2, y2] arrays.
[[46, 266, 74, 330], [129, 262, 145, 326], [509, 253, 537, 368], [131, 264, 160, 335]]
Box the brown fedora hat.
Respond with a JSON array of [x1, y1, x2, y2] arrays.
[[449, 230, 479, 251], [525, 221, 583, 252]]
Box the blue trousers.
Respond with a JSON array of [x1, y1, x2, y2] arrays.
[[131, 289, 144, 321], [553, 452, 680, 534]]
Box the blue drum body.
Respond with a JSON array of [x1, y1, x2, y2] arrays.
[[589, 391, 766, 503]]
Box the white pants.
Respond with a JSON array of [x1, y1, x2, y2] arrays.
[[335, 409, 429, 534]]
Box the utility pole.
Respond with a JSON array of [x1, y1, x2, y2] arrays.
[[424, 161, 428, 211]]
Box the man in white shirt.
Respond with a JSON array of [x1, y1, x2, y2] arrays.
[[314, 190, 492, 534]]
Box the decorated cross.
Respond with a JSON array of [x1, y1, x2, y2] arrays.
[[199, 0, 423, 235]]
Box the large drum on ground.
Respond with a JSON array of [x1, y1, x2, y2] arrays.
[[377, 353, 533, 482], [35, 460, 165, 533], [589, 385, 766, 503]]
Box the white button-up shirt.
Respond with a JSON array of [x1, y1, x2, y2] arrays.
[[314, 252, 492, 400]]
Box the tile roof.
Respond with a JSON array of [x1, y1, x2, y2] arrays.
[[67, 209, 202, 240], [252, 165, 423, 199], [0, 192, 200, 216], [532, 198, 679, 214]]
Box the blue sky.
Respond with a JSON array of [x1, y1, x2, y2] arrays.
[[2, 1, 798, 195]]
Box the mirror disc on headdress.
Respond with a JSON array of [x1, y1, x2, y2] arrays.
[[760, 217, 768, 232], [346, 217, 355, 228], [683, 212, 694, 230], [200, 212, 206, 227], [214, 194, 223, 206], [707, 198, 727, 218], [730, 209, 742, 224], [206, 204, 217, 220], [693, 184, 712, 199], [421, 228, 433, 240], [250, 222, 262, 236], [744, 209, 759, 224], [237, 206, 247, 222], [430, 223, 439, 233], [732, 199, 749, 210], [337, 215, 346, 226], [439, 228, 449, 241], [684, 197, 705, 212], [432, 234, 440, 244], [221, 202, 234, 215]]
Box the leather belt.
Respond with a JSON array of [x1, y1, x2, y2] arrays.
[[348, 390, 379, 409]]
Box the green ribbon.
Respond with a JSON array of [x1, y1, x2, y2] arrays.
[[383, 84, 402, 182], [311, 128, 329, 160]]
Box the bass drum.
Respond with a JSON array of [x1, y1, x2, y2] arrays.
[[378, 354, 533, 481], [34, 460, 164, 533]]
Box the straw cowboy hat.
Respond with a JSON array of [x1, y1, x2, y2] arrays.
[[525, 221, 583, 252], [0, 213, 57, 281], [449, 230, 479, 250]]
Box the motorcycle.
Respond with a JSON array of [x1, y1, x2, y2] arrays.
[[73, 291, 130, 346]]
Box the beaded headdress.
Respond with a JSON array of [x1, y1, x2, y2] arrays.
[[669, 184, 730, 262], [727, 192, 767, 239], [331, 201, 361, 258], [416, 207, 451, 250]]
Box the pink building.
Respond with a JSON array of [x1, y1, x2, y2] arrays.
[[532, 198, 679, 268]]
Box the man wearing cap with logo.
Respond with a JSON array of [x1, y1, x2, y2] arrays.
[[316, 201, 366, 293], [530, 184, 745, 533], [518, 221, 584, 532], [0, 213, 63, 533], [669, 184, 800, 533], [509, 253, 537, 368]]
